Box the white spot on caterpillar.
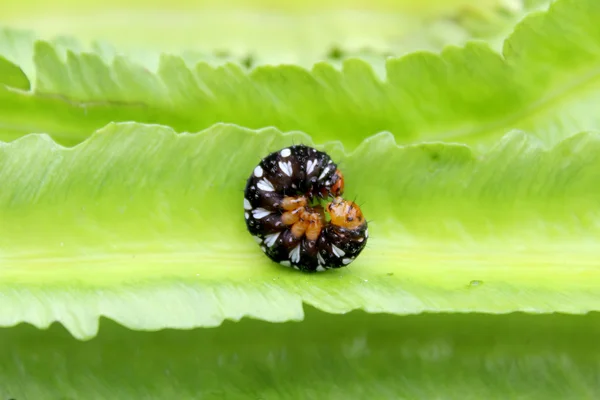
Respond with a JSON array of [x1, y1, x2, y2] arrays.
[[293, 265, 300, 270], [331, 244, 345, 258], [280, 148, 291, 157], [316, 266, 326, 272], [244, 212, 249, 219], [328, 160, 333, 164], [290, 244, 301, 263], [280, 260, 291, 267], [306, 159, 317, 175], [253, 236, 262, 244], [252, 208, 271, 219], [318, 166, 330, 181], [243, 198, 252, 210], [278, 161, 293, 177], [342, 258, 353, 265], [264, 232, 280, 247], [317, 252, 326, 265], [261, 246, 267, 253], [257, 179, 275, 192], [365, 229, 369, 238], [254, 165, 263, 177]]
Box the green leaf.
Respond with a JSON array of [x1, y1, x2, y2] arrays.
[[0, 0, 594, 150], [2, 310, 600, 398], [2, 122, 600, 339], [0, 27, 37, 83], [0, 0, 551, 87], [0, 0, 544, 72], [0, 55, 29, 90]]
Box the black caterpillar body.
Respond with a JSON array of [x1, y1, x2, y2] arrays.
[[243, 145, 368, 272]]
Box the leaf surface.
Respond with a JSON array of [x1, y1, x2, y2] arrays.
[[0, 55, 29, 90], [0, 0, 543, 71], [1, 310, 600, 399], [0, 0, 595, 151], [0, 27, 36, 80], [1, 123, 599, 338]]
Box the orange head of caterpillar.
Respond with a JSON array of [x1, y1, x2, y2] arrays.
[[326, 196, 365, 230]]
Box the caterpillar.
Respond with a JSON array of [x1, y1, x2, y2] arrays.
[[243, 145, 368, 272]]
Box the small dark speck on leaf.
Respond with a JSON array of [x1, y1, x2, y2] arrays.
[[469, 280, 483, 287], [241, 55, 254, 69], [327, 46, 344, 60]]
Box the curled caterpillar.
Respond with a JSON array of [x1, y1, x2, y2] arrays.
[[243, 145, 368, 272]]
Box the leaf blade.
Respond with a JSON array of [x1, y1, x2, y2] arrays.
[[0, 0, 596, 150], [1, 310, 600, 398], [1, 123, 599, 338], [0, 55, 29, 90]]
